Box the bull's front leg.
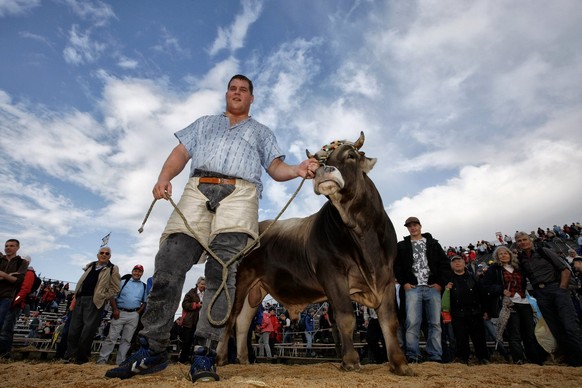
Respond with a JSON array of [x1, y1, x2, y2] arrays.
[[376, 283, 415, 376], [330, 297, 360, 371]]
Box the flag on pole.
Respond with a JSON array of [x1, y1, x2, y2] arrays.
[[100, 232, 111, 247]]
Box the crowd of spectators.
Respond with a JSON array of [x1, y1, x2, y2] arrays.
[[2, 221, 582, 368]]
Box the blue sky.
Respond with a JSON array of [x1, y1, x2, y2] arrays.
[[1, 0, 581, 299]]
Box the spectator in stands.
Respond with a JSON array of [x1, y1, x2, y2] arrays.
[[481, 246, 542, 365], [515, 231, 582, 366], [97, 264, 147, 365], [0, 240, 28, 330], [394, 217, 451, 363], [318, 305, 333, 344], [40, 284, 58, 312], [65, 246, 120, 364], [573, 257, 582, 295], [566, 248, 581, 265], [257, 307, 273, 358], [0, 255, 34, 358], [178, 276, 205, 364], [446, 255, 489, 364], [363, 306, 386, 364], [280, 312, 292, 343], [304, 308, 316, 357], [268, 307, 280, 355]]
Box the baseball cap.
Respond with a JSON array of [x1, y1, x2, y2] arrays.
[[133, 264, 144, 271], [404, 216, 421, 227], [450, 255, 464, 262]]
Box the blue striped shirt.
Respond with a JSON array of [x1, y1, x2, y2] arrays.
[[175, 114, 284, 197]]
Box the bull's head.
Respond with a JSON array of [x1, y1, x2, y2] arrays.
[[306, 131, 377, 197]]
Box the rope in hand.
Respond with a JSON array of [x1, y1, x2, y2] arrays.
[[137, 176, 308, 326]]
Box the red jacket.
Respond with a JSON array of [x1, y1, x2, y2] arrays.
[[13, 269, 35, 308]]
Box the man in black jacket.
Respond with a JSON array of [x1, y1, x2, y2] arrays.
[[394, 217, 451, 363]]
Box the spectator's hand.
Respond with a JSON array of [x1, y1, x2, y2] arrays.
[[445, 282, 453, 290], [503, 290, 512, 297], [112, 309, 120, 320], [404, 283, 415, 291]]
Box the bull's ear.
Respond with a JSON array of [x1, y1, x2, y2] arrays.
[[361, 156, 377, 173]]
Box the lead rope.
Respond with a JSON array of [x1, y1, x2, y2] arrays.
[[137, 176, 307, 326]]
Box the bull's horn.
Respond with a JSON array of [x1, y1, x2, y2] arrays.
[[306, 149, 315, 159], [354, 131, 365, 149]]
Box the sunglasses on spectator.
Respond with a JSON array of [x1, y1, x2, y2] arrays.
[[99, 252, 111, 255]]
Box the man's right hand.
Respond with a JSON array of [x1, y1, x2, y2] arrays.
[[403, 283, 415, 291]]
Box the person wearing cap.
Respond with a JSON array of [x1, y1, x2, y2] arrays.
[[97, 264, 147, 365], [65, 246, 120, 364], [394, 217, 452, 363], [446, 255, 490, 364]]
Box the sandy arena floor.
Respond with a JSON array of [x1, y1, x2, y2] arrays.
[[1, 359, 581, 388]]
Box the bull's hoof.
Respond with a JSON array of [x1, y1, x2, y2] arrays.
[[340, 362, 361, 372], [390, 362, 416, 376]]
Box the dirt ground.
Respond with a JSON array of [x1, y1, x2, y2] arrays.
[[1, 359, 581, 388]]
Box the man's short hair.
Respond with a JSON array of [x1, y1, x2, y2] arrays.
[[228, 74, 254, 95], [6, 239, 20, 246], [573, 257, 582, 263], [514, 231, 531, 240]]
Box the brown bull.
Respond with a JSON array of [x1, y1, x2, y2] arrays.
[[216, 132, 413, 376]]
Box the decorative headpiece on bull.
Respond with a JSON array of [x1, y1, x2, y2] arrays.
[[306, 131, 376, 197]]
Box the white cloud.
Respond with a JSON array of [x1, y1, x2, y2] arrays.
[[208, 0, 263, 56], [63, 25, 106, 65], [0, 0, 40, 17], [62, 0, 116, 27]]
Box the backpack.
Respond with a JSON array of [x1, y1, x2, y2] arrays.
[[29, 271, 42, 295], [537, 247, 579, 290]]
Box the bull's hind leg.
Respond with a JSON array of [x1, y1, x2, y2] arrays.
[[376, 283, 415, 376], [233, 284, 264, 364]]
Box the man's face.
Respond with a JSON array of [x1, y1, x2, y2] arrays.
[[406, 222, 422, 238], [198, 281, 206, 292], [132, 268, 143, 280], [516, 235, 533, 251], [451, 259, 465, 272], [97, 248, 111, 263], [4, 241, 19, 257], [225, 78, 253, 115]]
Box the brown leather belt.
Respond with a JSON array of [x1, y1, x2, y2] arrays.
[[198, 177, 237, 185]]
